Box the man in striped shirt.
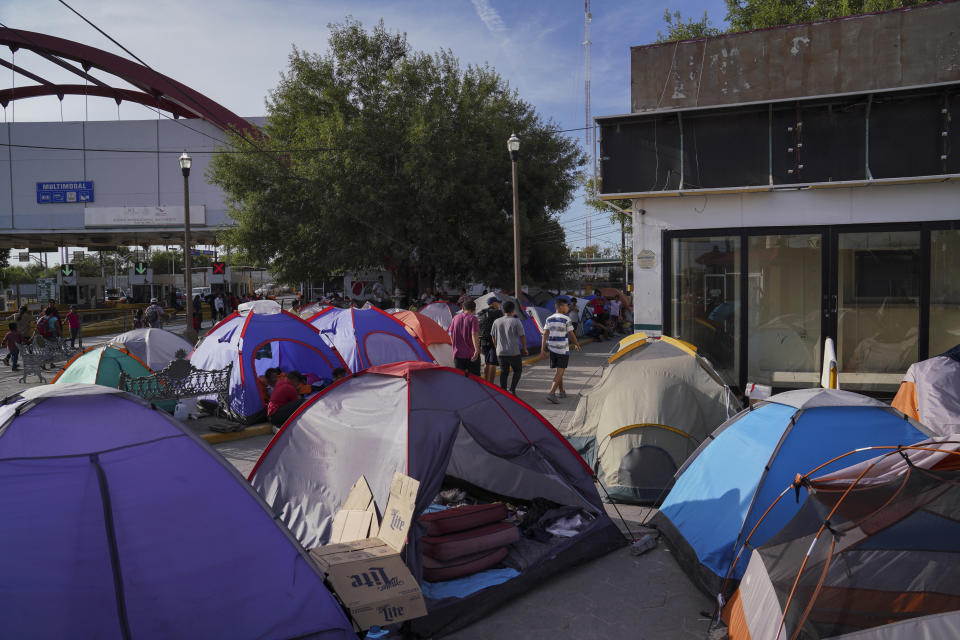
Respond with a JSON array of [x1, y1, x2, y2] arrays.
[[541, 297, 581, 403]]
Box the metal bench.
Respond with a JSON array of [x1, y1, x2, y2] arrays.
[[19, 336, 80, 383], [118, 350, 232, 415]]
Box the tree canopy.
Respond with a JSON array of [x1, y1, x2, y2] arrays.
[[656, 10, 721, 42], [209, 19, 582, 292], [658, 1, 934, 42], [725, 0, 933, 31]]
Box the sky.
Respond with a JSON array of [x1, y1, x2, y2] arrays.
[[0, 0, 729, 254]]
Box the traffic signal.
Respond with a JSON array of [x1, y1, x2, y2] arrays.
[[212, 261, 226, 275], [134, 261, 148, 275], [61, 264, 74, 277]]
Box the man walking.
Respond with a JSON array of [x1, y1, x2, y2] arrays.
[[491, 300, 527, 394], [541, 297, 581, 403], [145, 298, 165, 329], [477, 295, 503, 383], [449, 299, 481, 376], [371, 275, 388, 309]]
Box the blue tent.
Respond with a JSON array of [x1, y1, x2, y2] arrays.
[[190, 308, 348, 423], [654, 388, 932, 596], [309, 306, 434, 371], [0, 384, 355, 639]]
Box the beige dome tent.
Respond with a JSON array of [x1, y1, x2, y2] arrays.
[[563, 334, 740, 503]]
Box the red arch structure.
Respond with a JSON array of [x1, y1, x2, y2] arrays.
[[0, 28, 255, 135]]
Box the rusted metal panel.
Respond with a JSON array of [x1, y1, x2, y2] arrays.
[[631, 2, 960, 112]]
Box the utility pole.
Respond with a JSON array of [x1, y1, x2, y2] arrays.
[[508, 134, 522, 301]]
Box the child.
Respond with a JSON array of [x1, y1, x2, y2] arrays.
[[66, 305, 82, 349], [4, 322, 23, 371]]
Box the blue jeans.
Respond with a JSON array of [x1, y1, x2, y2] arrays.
[[9, 349, 18, 368]]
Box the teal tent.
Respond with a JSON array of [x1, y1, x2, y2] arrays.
[[53, 345, 174, 412]]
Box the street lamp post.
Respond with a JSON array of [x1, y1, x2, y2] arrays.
[[179, 151, 197, 343], [508, 133, 521, 301]]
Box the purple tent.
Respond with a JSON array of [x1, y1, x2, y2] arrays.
[[190, 308, 348, 423], [308, 306, 434, 371], [250, 362, 625, 637], [0, 384, 356, 640]]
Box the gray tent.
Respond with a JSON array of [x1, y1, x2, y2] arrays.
[[563, 334, 740, 502], [250, 361, 625, 637]]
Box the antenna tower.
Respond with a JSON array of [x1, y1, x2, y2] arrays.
[[583, 0, 593, 269]]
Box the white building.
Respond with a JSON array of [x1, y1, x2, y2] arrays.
[[598, 3, 960, 396]]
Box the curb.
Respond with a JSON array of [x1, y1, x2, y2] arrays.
[[200, 424, 272, 444]]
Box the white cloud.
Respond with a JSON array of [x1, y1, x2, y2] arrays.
[[470, 0, 506, 33]]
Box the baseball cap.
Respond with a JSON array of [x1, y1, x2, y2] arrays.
[[487, 295, 501, 305]]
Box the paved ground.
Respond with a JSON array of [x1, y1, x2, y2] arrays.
[[0, 324, 713, 639]]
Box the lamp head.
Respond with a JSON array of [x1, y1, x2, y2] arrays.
[[179, 151, 192, 177], [507, 133, 520, 160]]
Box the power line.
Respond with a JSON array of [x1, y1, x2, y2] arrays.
[[57, 0, 150, 67]]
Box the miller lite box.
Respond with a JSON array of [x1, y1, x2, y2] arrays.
[[310, 472, 427, 629]]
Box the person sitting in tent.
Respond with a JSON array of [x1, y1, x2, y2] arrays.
[[268, 370, 307, 428], [258, 367, 283, 402], [568, 297, 580, 333]]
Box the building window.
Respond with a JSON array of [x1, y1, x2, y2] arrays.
[[930, 229, 960, 356], [837, 231, 921, 393], [671, 236, 740, 384]]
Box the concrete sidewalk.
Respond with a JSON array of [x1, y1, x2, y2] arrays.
[[214, 338, 713, 639]]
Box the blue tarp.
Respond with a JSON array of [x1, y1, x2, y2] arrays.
[[421, 568, 520, 600]]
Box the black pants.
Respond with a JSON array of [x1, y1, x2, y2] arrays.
[[269, 398, 304, 427], [498, 354, 522, 393], [454, 357, 481, 376]]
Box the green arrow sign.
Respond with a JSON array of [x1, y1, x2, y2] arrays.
[[135, 262, 147, 275], [61, 264, 74, 277]]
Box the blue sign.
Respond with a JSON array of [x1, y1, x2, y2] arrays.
[[36, 181, 94, 204]]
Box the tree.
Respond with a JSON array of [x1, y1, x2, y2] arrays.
[[149, 249, 213, 274], [209, 19, 582, 292], [581, 176, 632, 263], [656, 10, 722, 42], [724, 0, 933, 32]]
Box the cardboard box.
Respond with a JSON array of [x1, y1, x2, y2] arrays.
[[329, 476, 378, 543], [310, 472, 427, 629]]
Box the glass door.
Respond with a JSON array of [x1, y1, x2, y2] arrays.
[[671, 236, 741, 385], [746, 233, 823, 388], [827, 229, 922, 394]]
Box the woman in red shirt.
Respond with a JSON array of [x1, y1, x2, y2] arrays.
[[268, 371, 305, 429]]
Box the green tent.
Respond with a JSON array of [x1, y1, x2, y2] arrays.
[[53, 345, 174, 412], [563, 335, 740, 503]]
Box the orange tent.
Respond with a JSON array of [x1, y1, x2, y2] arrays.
[[391, 310, 454, 367]]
